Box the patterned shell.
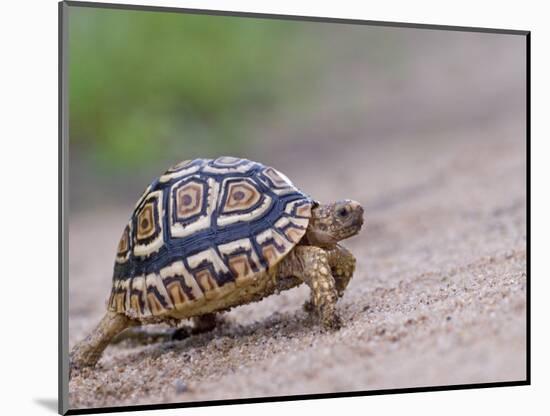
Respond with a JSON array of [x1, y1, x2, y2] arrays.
[[108, 157, 313, 318]]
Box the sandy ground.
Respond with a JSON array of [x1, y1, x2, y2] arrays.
[[68, 127, 526, 409], [68, 33, 527, 410]]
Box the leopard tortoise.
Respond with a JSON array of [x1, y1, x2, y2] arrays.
[[70, 156, 364, 372]]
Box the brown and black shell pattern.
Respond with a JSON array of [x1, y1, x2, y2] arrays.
[[108, 157, 313, 319]]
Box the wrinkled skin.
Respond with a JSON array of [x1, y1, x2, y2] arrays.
[[70, 199, 364, 375]]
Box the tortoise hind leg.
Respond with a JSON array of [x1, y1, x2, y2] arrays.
[[171, 313, 219, 340], [192, 313, 219, 333], [70, 311, 136, 376], [110, 313, 221, 344], [111, 326, 172, 345]]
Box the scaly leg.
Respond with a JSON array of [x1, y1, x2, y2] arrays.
[[111, 326, 173, 345], [303, 244, 356, 312], [327, 244, 356, 297], [171, 313, 219, 340], [278, 246, 342, 330], [70, 311, 137, 375], [110, 313, 220, 343]]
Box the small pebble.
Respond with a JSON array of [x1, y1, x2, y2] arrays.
[[173, 379, 187, 394]]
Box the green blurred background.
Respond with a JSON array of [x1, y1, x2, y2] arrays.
[[70, 9, 319, 169]]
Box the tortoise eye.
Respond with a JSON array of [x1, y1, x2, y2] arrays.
[[337, 207, 349, 218]]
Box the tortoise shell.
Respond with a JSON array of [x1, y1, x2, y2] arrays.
[[108, 157, 313, 318]]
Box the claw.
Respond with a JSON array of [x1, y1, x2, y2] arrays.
[[170, 327, 192, 341], [302, 299, 316, 314], [322, 314, 343, 331]]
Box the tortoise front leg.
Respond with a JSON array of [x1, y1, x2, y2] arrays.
[[279, 246, 342, 330], [70, 311, 137, 376], [303, 244, 356, 312], [327, 244, 356, 297]]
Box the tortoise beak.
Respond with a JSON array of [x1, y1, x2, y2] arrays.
[[349, 200, 365, 229]]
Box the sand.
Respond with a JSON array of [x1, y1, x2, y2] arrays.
[[68, 124, 526, 409]]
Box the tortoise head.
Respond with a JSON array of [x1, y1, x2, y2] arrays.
[[305, 200, 364, 248]]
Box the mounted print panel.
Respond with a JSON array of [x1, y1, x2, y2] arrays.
[[59, 1, 529, 414]]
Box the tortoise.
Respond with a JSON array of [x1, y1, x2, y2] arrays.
[[70, 156, 364, 372]]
